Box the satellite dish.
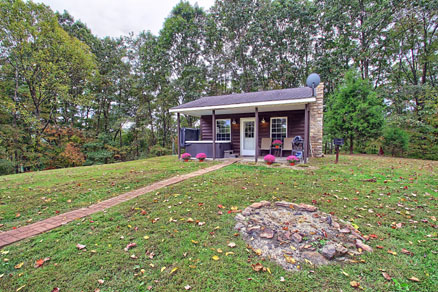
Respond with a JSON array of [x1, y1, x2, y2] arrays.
[[306, 73, 321, 88], [306, 73, 321, 96]]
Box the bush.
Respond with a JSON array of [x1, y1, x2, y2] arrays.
[[0, 159, 14, 175], [286, 155, 300, 162], [383, 126, 409, 156], [181, 153, 191, 160]]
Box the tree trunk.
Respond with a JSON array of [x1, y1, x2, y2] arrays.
[[349, 136, 354, 154]]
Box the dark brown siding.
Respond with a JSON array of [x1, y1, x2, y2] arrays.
[[199, 110, 305, 156]]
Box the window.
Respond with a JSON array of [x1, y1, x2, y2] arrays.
[[270, 117, 287, 140], [216, 119, 231, 141]]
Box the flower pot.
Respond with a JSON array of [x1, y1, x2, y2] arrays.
[[184, 159, 189, 162], [199, 159, 205, 162], [267, 162, 273, 165], [275, 145, 279, 149], [289, 162, 295, 166]]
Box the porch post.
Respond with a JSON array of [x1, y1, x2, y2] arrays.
[[177, 112, 181, 159], [304, 104, 309, 163], [255, 107, 259, 163], [212, 110, 216, 160]]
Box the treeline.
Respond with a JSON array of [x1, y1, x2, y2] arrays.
[[0, 0, 437, 174]]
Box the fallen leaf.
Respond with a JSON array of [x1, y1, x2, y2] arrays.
[[16, 285, 26, 292], [51, 288, 59, 292], [341, 270, 349, 277], [184, 285, 191, 290], [225, 252, 234, 256], [382, 272, 391, 281], [408, 276, 420, 282], [34, 257, 50, 268], [161, 267, 166, 272], [170, 267, 178, 274], [350, 281, 360, 288], [143, 236, 150, 240], [212, 255, 220, 261], [284, 255, 296, 264], [124, 242, 137, 252], [387, 249, 397, 256], [98, 279, 105, 284], [251, 263, 265, 272], [14, 262, 24, 269], [76, 243, 86, 250], [254, 249, 262, 255], [228, 242, 236, 248], [401, 248, 413, 256]]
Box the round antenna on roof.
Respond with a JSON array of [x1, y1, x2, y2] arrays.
[[306, 73, 321, 96]]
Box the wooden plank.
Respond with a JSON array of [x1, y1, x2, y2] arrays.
[[304, 104, 309, 163]]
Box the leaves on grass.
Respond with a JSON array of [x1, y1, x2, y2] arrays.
[[76, 243, 86, 250], [124, 242, 137, 251], [227, 242, 236, 248], [34, 257, 50, 268], [401, 248, 413, 256], [184, 285, 192, 290], [251, 263, 266, 272], [14, 262, 24, 269], [349, 281, 361, 288], [382, 272, 391, 281], [408, 276, 420, 282], [212, 255, 220, 261], [170, 267, 178, 275], [387, 249, 397, 256]]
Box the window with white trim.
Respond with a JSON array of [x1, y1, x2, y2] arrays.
[[216, 119, 231, 141], [270, 117, 287, 140]]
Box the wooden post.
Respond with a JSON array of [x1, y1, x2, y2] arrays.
[[304, 104, 309, 163], [212, 110, 216, 160], [335, 145, 339, 164], [255, 107, 259, 163], [177, 112, 181, 159]]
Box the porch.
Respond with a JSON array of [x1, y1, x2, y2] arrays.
[[170, 85, 324, 163]]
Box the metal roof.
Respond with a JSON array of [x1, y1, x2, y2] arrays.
[[170, 87, 314, 112]]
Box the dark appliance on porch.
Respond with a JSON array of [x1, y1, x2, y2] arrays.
[[292, 136, 304, 161]]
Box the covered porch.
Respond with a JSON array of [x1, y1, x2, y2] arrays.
[[170, 85, 324, 163]]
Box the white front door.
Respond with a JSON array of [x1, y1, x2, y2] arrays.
[[240, 118, 255, 156]]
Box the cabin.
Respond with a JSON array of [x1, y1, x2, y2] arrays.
[[170, 83, 324, 162]]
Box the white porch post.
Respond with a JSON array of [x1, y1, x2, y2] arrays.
[[212, 110, 216, 160], [255, 107, 259, 163]]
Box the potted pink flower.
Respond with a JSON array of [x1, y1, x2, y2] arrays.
[[196, 153, 207, 162], [264, 154, 276, 165], [287, 155, 300, 166], [181, 153, 191, 162], [272, 139, 282, 149]]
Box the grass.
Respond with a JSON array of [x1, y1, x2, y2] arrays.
[[0, 156, 216, 231], [0, 155, 437, 291]]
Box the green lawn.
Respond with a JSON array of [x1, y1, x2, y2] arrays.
[[0, 155, 437, 292], [0, 156, 216, 231]]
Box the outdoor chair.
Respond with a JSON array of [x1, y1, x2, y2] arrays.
[[282, 137, 293, 156], [260, 138, 271, 155]]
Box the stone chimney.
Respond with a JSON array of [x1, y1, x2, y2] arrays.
[[309, 83, 324, 157]]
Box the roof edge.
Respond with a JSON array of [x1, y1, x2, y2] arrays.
[[169, 97, 316, 113]]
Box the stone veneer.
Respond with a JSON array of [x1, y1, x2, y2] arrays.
[[309, 83, 324, 157]]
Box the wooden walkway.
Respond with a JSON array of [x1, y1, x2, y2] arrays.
[[0, 159, 239, 248]]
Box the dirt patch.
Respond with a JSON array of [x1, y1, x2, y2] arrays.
[[234, 201, 372, 271]]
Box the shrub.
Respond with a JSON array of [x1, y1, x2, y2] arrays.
[[149, 144, 172, 157], [272, 140, 282, 146], [0, 159, 14, 175], [264, 154, 276, 164], [383, 126, 409, 156], [286, 155, 300, 162], [181, 153, 191, 160], [196, 153, 207, 161]]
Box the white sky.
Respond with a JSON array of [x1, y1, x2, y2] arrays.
[[36, 0, 216, 38]]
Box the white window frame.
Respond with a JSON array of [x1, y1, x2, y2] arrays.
[[216, 118, 231, 141], [270, 117, 288, 140]]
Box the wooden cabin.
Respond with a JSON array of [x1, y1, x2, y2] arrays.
[[170, 84, 324, 162]]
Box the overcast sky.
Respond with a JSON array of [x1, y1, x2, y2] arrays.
[[37, 0, 215, 38]]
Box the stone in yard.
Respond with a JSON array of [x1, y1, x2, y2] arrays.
[[332, 221, 340, 229], [321, 244, 336, 259], [297, 203, 318, 212], [335, 244, 348, 256], [260, 228, 275, 239], [302, 251, 328, 265], [250, 201, 271, 209], [234, 222, 244, 231], [275, 201, 295, 208], [355, 239, 373, 252], [242, 207, 252, 216], [234, 214, 245, 221], [339, 228, 351, 234], [291, 233, 302, 243]]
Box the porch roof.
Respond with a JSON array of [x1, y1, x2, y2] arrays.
[[170, 87, 315, 116]]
